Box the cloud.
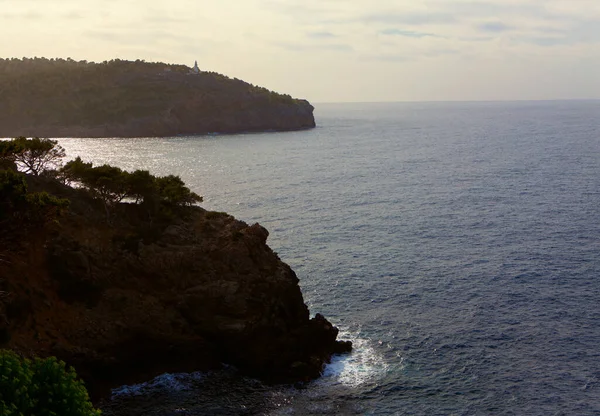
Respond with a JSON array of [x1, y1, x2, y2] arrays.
[[144, 15, 191, 24], [517, 36, 565, 47], [319, 43, 354, 52], [0, 10, 43, 19], [62, 10, 83, 19], [511, 18, 600, 46], [364, 54, 410, 63], [307, 31, 336, 39], [430, 1, 547, 20], [275, 41, 353, 53], [260, 0, 344, 23], [478, 21, 513, 33], [380, 29, 441, 38], [361, 11, 457, 26], [459, 35, 494, 42], [363, 46, 459, 63], [85, 29, 197, 47], [422, 48, 460, 57], [533, 26, 567, 36]]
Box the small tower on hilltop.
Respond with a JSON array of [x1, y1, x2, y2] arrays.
[[190, 60, 200, 74]]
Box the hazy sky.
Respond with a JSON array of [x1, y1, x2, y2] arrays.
[[1, 0, 600, 102]]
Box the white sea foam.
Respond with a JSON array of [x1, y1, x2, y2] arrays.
[[321, 334, 388, 388]]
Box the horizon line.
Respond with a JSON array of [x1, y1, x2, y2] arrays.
[[313, 98, 600, 105]]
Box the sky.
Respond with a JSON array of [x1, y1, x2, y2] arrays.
[[1, 0, 600, 102]]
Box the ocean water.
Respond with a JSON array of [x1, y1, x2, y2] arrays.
[[57, 101, 600, 415]]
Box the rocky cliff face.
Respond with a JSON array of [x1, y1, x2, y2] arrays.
[[9, 99, 316, 138], [0, 178, 350, 400]]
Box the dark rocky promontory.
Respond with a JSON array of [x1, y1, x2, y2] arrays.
[[0, 172, 350, 401], [0, 58, 316, 138]]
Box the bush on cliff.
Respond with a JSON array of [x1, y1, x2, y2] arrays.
[[61, 158, 130, 205], [0, 169, 27, 205], [0, 169, 69, 223], [155, 174, 203, 207], [61, 157, 202, 213], [0, 137, 66, 176], [0, 350, 101, 416], [0, 140, 20, 171], [1, 136, 200, 222]]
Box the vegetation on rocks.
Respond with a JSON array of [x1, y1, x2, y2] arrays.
[[61, 157, 201, 208], [0, 137, 201, 221], [0, 350, 100, 416], [0, 167, 69, 224]]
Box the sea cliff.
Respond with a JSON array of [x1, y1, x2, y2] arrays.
[[0, 172, 350, 400], [0, 58, 316, 138]]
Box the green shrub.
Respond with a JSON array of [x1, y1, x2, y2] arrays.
[[0, 141, 21, 162], [126, 169, 156, 203], [155, 174, 202, 207], [60, 158, 202, 213], [0, 350, 33, 415], [59, 156, 93, 186], [0, 350, 100, 416], [24, 191, 70, 222], [205, 211, 229, 220], [0, 170, 28, 218], [0, 170, 69, 222], [0, 169, 28, 202]]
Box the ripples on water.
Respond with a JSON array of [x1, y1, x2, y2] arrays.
[[59, 101, 600, 415]]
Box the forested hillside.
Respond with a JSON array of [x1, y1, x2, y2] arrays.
[[0, 58, 315, 137]]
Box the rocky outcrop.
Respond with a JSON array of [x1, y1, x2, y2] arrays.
[[7, 98, 316, 138], [0, 179, 350, 400]]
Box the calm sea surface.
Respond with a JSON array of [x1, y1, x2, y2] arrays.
[[58, 101, 600, 415]]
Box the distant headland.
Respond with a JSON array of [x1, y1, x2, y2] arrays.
[[0, 58, 316, 138]]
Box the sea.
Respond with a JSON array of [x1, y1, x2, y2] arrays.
[[56, 101, 600, 415]]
